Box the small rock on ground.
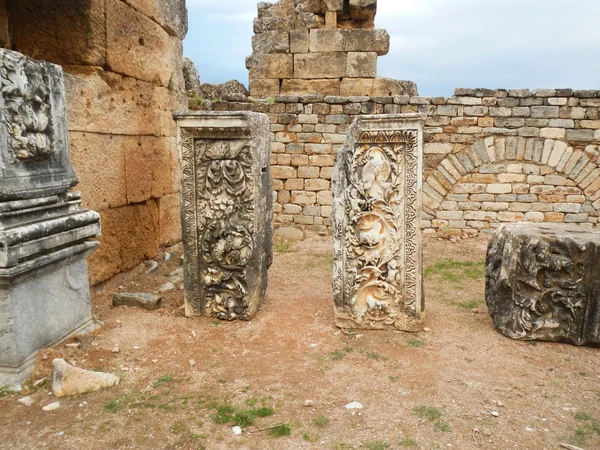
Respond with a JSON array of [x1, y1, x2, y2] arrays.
[[42, 402, 60, 411], [112, 293, 162, 310]]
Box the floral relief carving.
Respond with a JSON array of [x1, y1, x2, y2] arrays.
[[1, 51, 53, 162], [334, 127, 424, 331], [180, 129, 255, 320]]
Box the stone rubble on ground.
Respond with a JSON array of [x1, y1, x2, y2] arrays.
[[52, 358, 119, 398], [42, 402, 60, 411]]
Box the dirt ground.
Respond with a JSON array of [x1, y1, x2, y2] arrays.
[[1, 235, 599, 450]]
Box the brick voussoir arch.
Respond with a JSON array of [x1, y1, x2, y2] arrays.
[[423, 136, 600, 215]]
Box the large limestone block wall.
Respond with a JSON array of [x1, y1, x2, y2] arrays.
[[194, 88, 600, 237], [247, 0, 416, 98], [3, 0, 187, 284]]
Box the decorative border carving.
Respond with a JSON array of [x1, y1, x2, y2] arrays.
[[335, 128, 422, 330], [180, 127, 255, 320]]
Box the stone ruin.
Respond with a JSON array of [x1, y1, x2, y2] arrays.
[[0, 49, 101, 387], [247, 0, 417, 97], [173, 111, 273, 321], [332, 114, 425, 330], [486, 223, 600, 346]]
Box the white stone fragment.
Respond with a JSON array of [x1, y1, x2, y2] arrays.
[[51, 358, 119, 398], [232, 426, 242, 435], [345, 401, 363, 409], [43, 402, 60, 411]]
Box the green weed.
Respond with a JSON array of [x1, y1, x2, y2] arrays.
[[413, 406, 442, 421], [268, 423, 291, 437], [314, 415, 330, 428], [407, 338, 424, 348], [273, 239, 298, 253], [363, 442, 390, 450], [153, 375, 175, 388], [366, 351, 388, 361], [425, 259, 485, 282], [104, 400, 122, 413], [398, 437, 418, 447]]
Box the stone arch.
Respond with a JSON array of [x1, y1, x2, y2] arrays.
[[423, 137, 600, 232]]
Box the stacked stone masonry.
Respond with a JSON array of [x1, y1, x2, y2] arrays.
[[0, 0, 188, 284], [195, 87, 600, 237], [247, 0, 416, 98]]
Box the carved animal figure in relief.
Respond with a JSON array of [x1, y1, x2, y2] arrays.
[[353, 266, 396, 320]]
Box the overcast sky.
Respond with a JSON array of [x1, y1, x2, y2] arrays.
[[184, 0, 600, 97]]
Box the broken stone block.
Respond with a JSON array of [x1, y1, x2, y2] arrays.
[[52, 359, 119, 397], [182, 56, 201, 97], [486, 223, 600, 346], [112, 293, 162, 310], [173, 111, 273, 321], [332, 114, 425, 331]]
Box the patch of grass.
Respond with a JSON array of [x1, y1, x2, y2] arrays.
[[407, 338, 424, 348], [314, 415, 330, 428], [158, 404, 178, 413], [398, 437, 418, 447], [363, 441, 390, 450], [579, 372, 589, 377], [332, 444, 355, 450], [211, 403, 274, 427], [212, 320, 222, 326], [273, 239, 298, 253], [434, 420, 452, 432], [153, 374, 175, 388], [389, 375, 399, 382], [306, 253, 333, 271], [456, 299, 483, 310], [303, 433, 319, 442], [413, 406, 442, 421], [572, 412, 600, 445], [366, 351, 388, 361], [170, 420, 189, 435], [268, 423, 291, 437], [245, 397, 258, 407], [424, 259, 485, 282], [104, 400, 122, 413], [265, 97, 277, 105], [330, 351, 346, 361]]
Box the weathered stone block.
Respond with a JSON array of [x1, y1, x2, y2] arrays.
[[486, 224, 600, 346], [0, 244, 99, 388], [249, 79, 280, 98], [0, 50, 77, 200], [333, 114, 424, 331], [247, 54, 293, 79], [252, 31, 290, 54], [123, 0, 188, 38], [290, 29, 310, 53], [106, 0, 180, 88], [346, 52, 377, 78], [9, 0, 106, 67], [294, 53, 347, 79], [173, 112, 272, 321], [372, 78, 418, 97], [281, 79, 340, 96]]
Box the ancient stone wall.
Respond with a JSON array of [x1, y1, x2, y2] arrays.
[[193, 87, 600, 238], [247, 0, 416, 98], [4, 0, 187, 284]]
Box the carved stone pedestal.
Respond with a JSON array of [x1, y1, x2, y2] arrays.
[[173, 112, 273, 321], [0, 49, 101, 388], [332, 114, 425, 331], [486, 223, 600, 346]]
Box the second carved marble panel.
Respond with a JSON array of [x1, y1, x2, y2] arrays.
[[332, 114, 425, 331]]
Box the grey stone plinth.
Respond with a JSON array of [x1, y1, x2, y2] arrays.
[[486, 223, 600, 346], [332, 114, 425, 331], [0, 242, 99, 389], [173, 111, 273, 321], [0, 49, 77, 201]]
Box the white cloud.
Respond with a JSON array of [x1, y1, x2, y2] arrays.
[[185, 0, 600, 95]]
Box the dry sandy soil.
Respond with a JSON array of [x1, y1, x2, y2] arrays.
[[1, 236, 599, 450]]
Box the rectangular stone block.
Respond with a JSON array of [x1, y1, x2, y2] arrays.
[[346, 52, 377, 78], [294, 53, 347, 79], [332, 114, 424, 331], [252, 31, 289, 54], [249, 79, 280, 98], [281, 79, 340, 96], [247, 53, 293, 79], [486, 224, 600, 345], [173, 112, 273, 320], [106, 0, 178, 88], [0, 49, 77, 200], [309, 29, 390, 55]]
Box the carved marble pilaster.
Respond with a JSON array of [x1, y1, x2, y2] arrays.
[[486, 223, 600, 346], [0, 49, 100, 389], [332, 114, 425, 331], [173, 112, 273, 321]]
